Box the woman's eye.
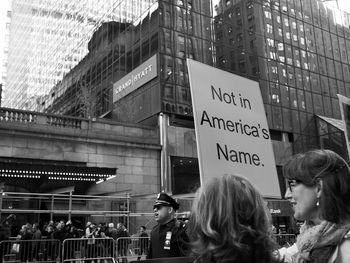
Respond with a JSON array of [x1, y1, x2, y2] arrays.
[[288, 180, 299, 189]]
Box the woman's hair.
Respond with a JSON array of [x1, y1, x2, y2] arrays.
[[188, 174, 280, 263], [283, 149, 350, 224]]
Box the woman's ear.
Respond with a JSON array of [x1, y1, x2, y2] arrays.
[[316, 179, 323, 199]]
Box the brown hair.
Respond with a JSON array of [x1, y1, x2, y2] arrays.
[[283, 149, 350, 223], [188, 174, 280, 263]]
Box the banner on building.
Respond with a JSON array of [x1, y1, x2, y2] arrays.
[[113, 55, 157, 102], [187, 59, 280, 198], [337, 94, 350, 159]]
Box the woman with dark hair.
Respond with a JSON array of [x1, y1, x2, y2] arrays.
[[281, 149, 350, 263], [188, 174, 281, 263]]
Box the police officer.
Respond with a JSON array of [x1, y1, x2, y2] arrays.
[[147, 192, 189, 259]]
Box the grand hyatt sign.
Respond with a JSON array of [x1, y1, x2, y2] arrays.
[[113, 55, 157, 102]]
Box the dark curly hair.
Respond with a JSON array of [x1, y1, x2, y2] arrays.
[[188, 174, 281, 263]]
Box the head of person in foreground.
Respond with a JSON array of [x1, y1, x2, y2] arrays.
[[283, 149, 350, 224], [188, 174, 280, 263]]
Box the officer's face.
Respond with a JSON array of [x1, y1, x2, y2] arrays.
[[153, 204, 172, 224]]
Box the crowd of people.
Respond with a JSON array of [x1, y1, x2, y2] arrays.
[[0, 148, 349, 263], [7, 220, 131, 243], [0, 218, 148, 262]]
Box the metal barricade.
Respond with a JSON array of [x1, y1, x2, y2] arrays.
[[0, 239, 60, 263], [116, 237, 149, 263], [62, 237, 115, 263], [273, 234, 296, 247]]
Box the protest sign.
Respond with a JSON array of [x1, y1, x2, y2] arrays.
[[187, 59, 280, 197]]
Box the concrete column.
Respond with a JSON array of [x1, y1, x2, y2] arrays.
[[159, 113, 171, 193], [0, 182, 4, 219]]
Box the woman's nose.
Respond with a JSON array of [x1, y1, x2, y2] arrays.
[[284, 187, 292, 200]]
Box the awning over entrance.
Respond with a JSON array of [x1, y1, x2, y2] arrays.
[[0, 157, 117, 194], [317, 115, 344, 132], [293, 115, 348, 161], [315, 115, 348, 160]]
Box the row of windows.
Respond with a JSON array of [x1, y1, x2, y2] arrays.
[[216, 39, 350, 93], [262, 8, 350, 63], [160, 2, 212, 41], [161, 0, 211, 17], [212, 2, 348, 135], [215, 8, 350, 105], [264, 102, 340, 135], [262, 80, 343, 116], [260, 0, 350, 36], [215, 7, 350, 78]]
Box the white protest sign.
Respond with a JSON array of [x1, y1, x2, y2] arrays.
[[187, 59, 280, 198], [337, 94, 350, 158]]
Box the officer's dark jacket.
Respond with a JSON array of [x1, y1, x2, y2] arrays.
[[148, 218, 189, 259]]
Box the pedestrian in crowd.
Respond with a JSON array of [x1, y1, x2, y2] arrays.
[[65, 220, 81, 239], [84, 222, 97, 263], [95, 222, 107, 258], [53, 221, 68, 261], [53, 221, 67, 243], [31, 223, 42, 260], [147, 192, 189, 259], [137, 225, 149, 260], [116, 222, 130, 263], [19, 223, 33, 262], [188, 174, 281, 263], [44, 223, 56, 261], [106, 223, 118, 256], [107, 222, 118, 240], [0, 214, 16, 241], [279, 149, 350, 263], [0, 214, 16, 263]]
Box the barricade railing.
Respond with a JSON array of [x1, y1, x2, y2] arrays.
[[0, 239, 60, 263], [0, 236, 175, 263], [273, 234, 296, 247], [116, 236, 150, 262], [62, 237, 115, 263]]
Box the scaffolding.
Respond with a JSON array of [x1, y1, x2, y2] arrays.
[[0, 191, 195, 237], [0, 191, 131, 231]]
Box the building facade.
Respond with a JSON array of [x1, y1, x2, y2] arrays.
[[41, 0, 211, 196], [42, 0, 350, 192], [3, 0, 350, 232]]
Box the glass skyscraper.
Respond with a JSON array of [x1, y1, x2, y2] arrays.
[[214, 0, 350, 156], [2, 0, 154, 110]]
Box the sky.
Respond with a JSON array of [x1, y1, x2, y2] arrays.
[[0, 0, 349, 86]]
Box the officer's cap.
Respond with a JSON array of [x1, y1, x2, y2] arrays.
[[154, 192, 179, 210]]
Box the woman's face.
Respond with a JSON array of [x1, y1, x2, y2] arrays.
[[285, 180, 319, 221]]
